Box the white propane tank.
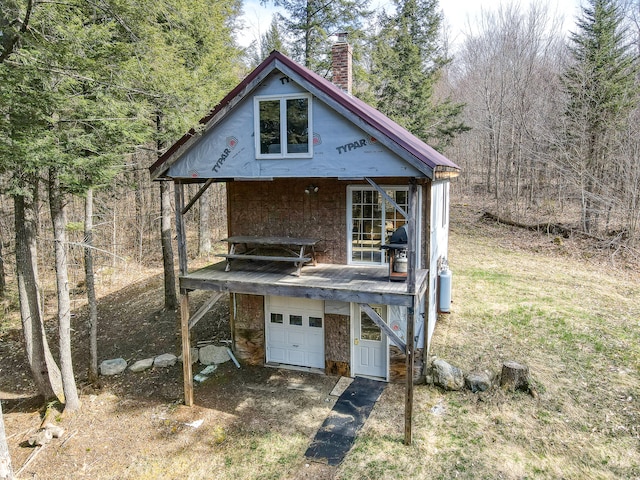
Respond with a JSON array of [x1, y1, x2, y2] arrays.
[[394, 251, 408, 273], [438, 268, 452, 313]]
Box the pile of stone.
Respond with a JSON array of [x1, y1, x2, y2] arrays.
[[99, 345, 233, 376], [428, 357, 534, 395]]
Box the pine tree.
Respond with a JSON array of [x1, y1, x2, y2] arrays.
[[264, 0, 371, 72], [249, 16, 289, 66], [562, 0, 639, 234], [368, 0, 468, 149]]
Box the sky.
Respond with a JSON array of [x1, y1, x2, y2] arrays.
[[238, 0, 584, 49]]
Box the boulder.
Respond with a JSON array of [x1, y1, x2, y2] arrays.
[[432, 358, 465, 391], [129, 358, 154, 373], [178, 348, 199, 365], [28, 429, 52, 447], [43, 423, 65, 439], [153, 353, 177, 368], [465, 370, 493, 393], [99, 358, 127, 376], [199, 345, 230, 365]]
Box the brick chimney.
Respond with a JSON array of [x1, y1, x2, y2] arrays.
[[332, 32, 352, 95]]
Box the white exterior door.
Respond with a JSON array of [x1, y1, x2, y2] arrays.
[[352, 304, 387, 379], [265, 296, 324, 369]]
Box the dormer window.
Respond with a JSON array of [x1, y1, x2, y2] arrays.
[[254, 94, 313, 159]]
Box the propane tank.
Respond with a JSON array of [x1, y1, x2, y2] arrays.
[[438, 268, 452, 313], [394, 250, 408, 273]]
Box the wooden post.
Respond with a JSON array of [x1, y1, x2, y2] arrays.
[[174, 181, 193, 406], [174, 182, 188, 276], [180, 293, 193, 406], [404, 180, 418, 446]]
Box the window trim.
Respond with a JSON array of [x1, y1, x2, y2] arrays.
[[346, 185, 422, 266], [254, 93, 313, 159]]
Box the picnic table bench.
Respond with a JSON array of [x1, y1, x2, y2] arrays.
[[217, 236, 319, 276]]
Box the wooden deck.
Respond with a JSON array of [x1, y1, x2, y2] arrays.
[[180, 261, 428, 307]]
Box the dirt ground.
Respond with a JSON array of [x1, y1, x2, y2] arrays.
[[1, 269, 346, 479], [1, 204, 638, 479]]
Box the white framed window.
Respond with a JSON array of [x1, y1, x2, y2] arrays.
[[254, 93, 313, 159], [347, 185, 417, 265]]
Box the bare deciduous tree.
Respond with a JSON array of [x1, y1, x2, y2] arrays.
[[0, 401, 13, 480]]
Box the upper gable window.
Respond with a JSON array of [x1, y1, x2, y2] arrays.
[[254, 94, 312, 159]]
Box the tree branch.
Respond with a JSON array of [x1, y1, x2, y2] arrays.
[[0, 0, 35, 64]]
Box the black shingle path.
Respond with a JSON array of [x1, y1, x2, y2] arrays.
[[304, 376, 386, 466]]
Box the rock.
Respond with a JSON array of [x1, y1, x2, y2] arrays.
[[199, 345, 230, 365], [178, 348, 199, 365], [129, 358, 154, 373], [43, 423, 65, 438], [153, 353, 177, 368], [99, 358, 127, 376], [465, 370, 493, 393], [432, 358, 465, 391], [28, 429, 52, 447]]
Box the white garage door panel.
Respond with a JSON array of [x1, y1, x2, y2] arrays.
[[266, 296, 325, 369], [269, 347, 286, 363], [288, 331, 305, 345]]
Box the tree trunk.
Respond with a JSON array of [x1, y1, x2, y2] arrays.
[[14, 192, 64, 402], [500, 361, 530, 392], [161, 181, 177, 310], [84, 189, 99, 384], [0, 231, 5, 298], [134, 161, 145, 263], [198, 188, 212, 257], [157, 112, 178, 310], [48, 169, 80, 413], [0, 402, 13, 480]]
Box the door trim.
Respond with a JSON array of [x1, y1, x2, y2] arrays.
[[264, 296, 325, 369], [350, 303, 389, 381]]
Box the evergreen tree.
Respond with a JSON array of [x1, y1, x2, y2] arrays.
[[0, 0, 245, 410], [562, 0, 639, 234], [263, 0, 371, 72], [249, 16, 289, 66], [128, 0, 243, 309], [368, 0, 467, 149]]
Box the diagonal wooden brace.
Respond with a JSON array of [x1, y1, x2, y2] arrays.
[[358, 303, 406, 354]]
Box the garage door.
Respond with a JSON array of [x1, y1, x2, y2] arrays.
[[265, 296, 324, 369]]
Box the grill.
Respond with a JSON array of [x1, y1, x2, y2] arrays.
[[382, 225, 408, 282]]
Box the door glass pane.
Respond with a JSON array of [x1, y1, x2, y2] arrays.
[[360, 311, 382, 341], [286, 98, 309, 153], [309, 316, 322, 328], [259, 100, 281, 154], [270, 313, 283, 324], [351, 190, 382, 263], [383, 189, 409, 246], [289, 314, 303, 326]]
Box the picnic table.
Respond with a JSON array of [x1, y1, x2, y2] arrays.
[[217, 236, 319, 276]]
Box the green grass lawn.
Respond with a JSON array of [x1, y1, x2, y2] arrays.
[[337, 206, 640, 479]]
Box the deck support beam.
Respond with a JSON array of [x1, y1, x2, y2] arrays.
[[180, 292, 194, 406], [404, 179, 418, 446], [358, 303, 406, 354], [188, 292, 224, 330], [364, 177, 408, 218], [181, 178, 215, 215], [174, 181, 193, 406]]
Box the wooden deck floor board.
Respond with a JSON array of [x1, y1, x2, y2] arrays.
[[180, 262, 428, 307]]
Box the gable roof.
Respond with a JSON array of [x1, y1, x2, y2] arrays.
[[149, 50, 460, 181]]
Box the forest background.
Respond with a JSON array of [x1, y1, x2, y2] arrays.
[[0, 0, 639, 475]]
